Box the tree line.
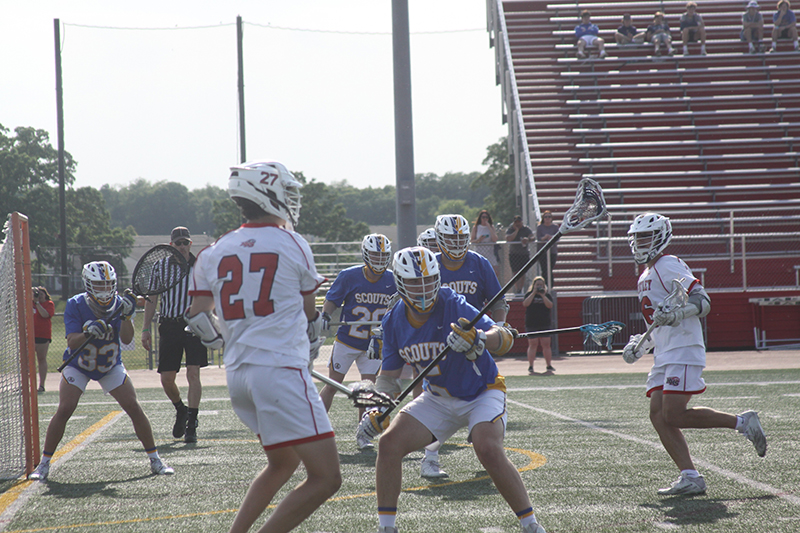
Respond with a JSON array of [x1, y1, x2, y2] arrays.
[[1, 122, 515, 278]]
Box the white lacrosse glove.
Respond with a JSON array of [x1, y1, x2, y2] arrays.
[[308, 311, 325, 370], [622, 334, 653, 364], [119, 289, 137, 321], [184, 309, 225, 350], [356, 406, 390, 442], [366, 326, 383, 360], [653, 303, 686, 327], [84, 319, 111, 339], [321, 311, 332, 332], [446, 318, 486, 361]]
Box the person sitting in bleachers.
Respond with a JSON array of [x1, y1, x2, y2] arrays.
[[646, 11, 675, 56], [742, 1, 765, 54], [680, 2, 707, 55], [615, 13, 646, 45], [769, 0, 799, 52], [575, 10, 607, 59]]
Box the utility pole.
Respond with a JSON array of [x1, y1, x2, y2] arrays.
[[54, 19, 69, 300], [237, 15, 246, 163]]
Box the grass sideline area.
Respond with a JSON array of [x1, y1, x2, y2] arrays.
[[3, 368, 799, 532]]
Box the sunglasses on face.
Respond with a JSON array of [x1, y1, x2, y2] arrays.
[[174, 239, 191, 246]]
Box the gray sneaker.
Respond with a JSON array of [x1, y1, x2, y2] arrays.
[[658, 474, 706, 495], [376, 527, 398, 533], [28, 461, 50, 481], [522, 521, 547, 533], [739, 410, 767, 457], [420, 456, 448, 478], [150, 457, 175, 475]]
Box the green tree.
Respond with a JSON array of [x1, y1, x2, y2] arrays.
[[472, 137, 517, 228], [295, 176, 369, 241], [212, 197, 241, 238]]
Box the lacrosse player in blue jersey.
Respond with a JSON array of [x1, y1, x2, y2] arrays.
[[29, 261, 173, 481], [416, 227, 438, 253], [319, 233, 396, 449], [415, 214, 510, 477], [357, 247, 546, 533]]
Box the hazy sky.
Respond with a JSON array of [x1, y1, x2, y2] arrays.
[[2, 1, 507, 192]]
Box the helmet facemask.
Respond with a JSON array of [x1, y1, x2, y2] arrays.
[[82, 261, 117, 316], [362, 234, 392, 275], [627, 213, 672, 264], [393, 247, 441, 314], [434, 215, 470, 261], [416, 228, 439, 253]]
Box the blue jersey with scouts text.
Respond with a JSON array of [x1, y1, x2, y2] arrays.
[[382, 286, 504, 401], [437, 251, 503, 312], [62, 294, 124, 380], [325, 265, 396, 351]]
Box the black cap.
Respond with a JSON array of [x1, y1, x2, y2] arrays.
[[171, 226, 191, 242]]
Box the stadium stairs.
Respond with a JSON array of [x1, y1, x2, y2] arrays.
[[496, 0, 800, 351]]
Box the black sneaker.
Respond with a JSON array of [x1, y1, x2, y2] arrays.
[[546, 365, 556, 372], [184, 419, 198, 443], [173, 405, 188, 438]]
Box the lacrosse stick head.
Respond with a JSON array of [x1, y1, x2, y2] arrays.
[[349, 381, 397, 409], [560, 178, 608, 234], [582, 321, 625, 351], [662, 278, 689, 312]]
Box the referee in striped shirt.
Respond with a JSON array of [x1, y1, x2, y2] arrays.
[[142, 227, 208, 443]]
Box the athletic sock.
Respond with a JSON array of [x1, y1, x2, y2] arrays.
[[378, 507, 397, 529], [424, 449, 439, 460], [516, 507, 536, 527], [40, 452, 53, 465], [187, 407, 199, 423], [681, 469, 700, 479], [173, 400, 185, 411], [145, 447, 159, 460], [735, 415, 744, 432]]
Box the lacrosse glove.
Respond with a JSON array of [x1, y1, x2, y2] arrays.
[[447, 318, 486, 361], [366, 327, 383, 360], [321, 311, 332, 332], [308, 311, 325, 370], [357, 406, 390, 442], [84, 319, 111, 339], [120, 289, 137, 320], [622, 334, 653, 364]]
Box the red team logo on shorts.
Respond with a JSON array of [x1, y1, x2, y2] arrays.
[[666, 376, 681, 387], [240, 239, 256, 248]]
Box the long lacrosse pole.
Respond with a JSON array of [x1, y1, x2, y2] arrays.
[[516, 325, 588, 339], [310, 368, 357, 397]]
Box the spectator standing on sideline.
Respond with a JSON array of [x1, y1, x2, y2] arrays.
[[575, 10, 608, 58], [646, 11, 675, 56], [186, 160, 340, 533], [142, 226, 208, 444], [29, 261, 173, 480], [680, 2, 707, 55], [506, 215, 534, 295], [770, 0, 799, 52], [536, 211, 559, 285], [623, 213, 767, 495], [523, 276, 555, 375], [615, 13, 644, 45], [33, 286, 55, 393], [742, 1, 765, 53], [470, 210, 499, 273], [319, 233, 395, 450]]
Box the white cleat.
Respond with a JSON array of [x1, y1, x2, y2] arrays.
[[658, 474, 706, 495], [376, 527, 398, 533], [739, 410, 767, 457], [357, 433, 374, 450], [420, 456, 448, 478], [150, 457, 175, 475], [522, 521, 547, 533], [28, 462, 49, 481]]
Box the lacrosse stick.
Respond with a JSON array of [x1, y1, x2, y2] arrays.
[[310, 369, 396, 409], [518, 321, 625, 350], [634, 278, 688, 352], [58, 245, 189, 372], [377, 178, 607, 423], [329, 320, 382, 327]]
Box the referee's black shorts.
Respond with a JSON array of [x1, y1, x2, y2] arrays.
[[157, 319, 209, 373]]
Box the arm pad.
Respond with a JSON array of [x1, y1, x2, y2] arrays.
[[184, 310, 224, 350], [688, 286, 711, 318], [490, 325, 517, 356]]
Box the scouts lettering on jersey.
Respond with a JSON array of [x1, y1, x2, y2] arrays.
[[398, 341, 447, 365], [442, 280, 478, 295], [354, 292, 394, 306]]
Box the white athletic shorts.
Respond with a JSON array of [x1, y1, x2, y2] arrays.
[[646, 363, 707, 397], [329, 340, 381, 376], [226, 363, 334, 450], [401, 388, 507, 444], [62, 364, 128, 394], [579, 34, 599, 46]]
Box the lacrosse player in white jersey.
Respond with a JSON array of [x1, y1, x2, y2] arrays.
[[358, 247, 546, 533], [319, 233, 396, 449], [185, 160, 341, 533], [623, 213, 767, 496]]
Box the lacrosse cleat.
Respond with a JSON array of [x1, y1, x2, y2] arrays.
[[173, 404, 188, 439], [658, 474, 706, 495], [739, 410, 767, 457], [150, 457, 175, 476], [357, 433, 374, 450], [420, 456, 448, 478], [376, 528, 398, 533], [522, 521, 547, 533], [184, 419, 198, 444], [28, 462, 50, 481]]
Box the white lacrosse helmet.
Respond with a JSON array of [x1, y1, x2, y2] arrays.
[[627, 213, 673, 265], [416, 228, 439, 252], [228, 160, 303, 225], [82, 261, 117, 314], [393, 247, 441, 313], [434, 214, 471, 261], [362, 233, 392, 275]]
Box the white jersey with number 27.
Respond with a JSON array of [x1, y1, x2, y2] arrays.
[[190, 223, 325, 371], [637, 254, 706, 367]]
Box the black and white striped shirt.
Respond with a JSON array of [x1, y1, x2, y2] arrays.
[[153, 253, 195, 319]]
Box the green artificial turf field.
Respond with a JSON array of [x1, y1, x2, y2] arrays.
[[2, 369, 798, 532]]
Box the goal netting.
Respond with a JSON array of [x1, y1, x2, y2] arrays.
[[0, 213, 39, 480]]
